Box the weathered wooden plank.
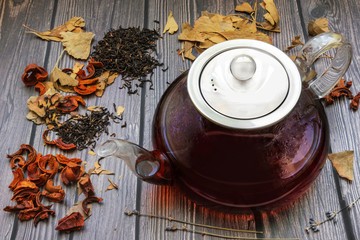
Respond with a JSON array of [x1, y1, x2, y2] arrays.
[[298, 0, 360, 238], [0, 0, 145, 240], [0, 0, 56, 239], [139, 1, 258, 240], [139, 0, 350, 240]]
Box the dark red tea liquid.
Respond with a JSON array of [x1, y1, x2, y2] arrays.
[[153, 72, 328, 208]]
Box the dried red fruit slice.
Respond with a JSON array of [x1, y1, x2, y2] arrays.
[[55, 212, 84, 233], [22, 63, 48, 86]]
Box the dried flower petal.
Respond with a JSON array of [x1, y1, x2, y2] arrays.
[[22, 64, 48, 86], [55, 212, 84, 233]]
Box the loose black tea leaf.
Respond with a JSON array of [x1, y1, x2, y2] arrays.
[[91, 27, 163, 94], [52, 107, 121, 150]]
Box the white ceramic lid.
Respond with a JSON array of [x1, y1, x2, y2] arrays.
[[187, 39, 302, 129]]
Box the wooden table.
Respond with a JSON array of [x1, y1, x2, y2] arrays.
[[0, 0, 359, 239]]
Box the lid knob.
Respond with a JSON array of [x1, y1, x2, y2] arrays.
[[230, 55, 256, 81]]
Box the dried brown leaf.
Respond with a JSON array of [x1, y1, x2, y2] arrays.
[[105, 178, 118, 192], [163, 11, 179, 34], [61, 32, 95, 60], [23, 17, 85, 42], [328, 150, 354, 181], [235, 2, 254, 13], [260, 0, 280, 25], [219, 31, 272, 44], [308, 18, 330, 36], [284, 35, 304, 52]]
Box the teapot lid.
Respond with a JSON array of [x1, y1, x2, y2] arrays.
[[188, 39, 302, 129]]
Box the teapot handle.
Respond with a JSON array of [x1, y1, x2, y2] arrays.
[[295, 32, 352, 98], [97, 139, 173, 185]]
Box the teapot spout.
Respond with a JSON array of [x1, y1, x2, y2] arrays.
[[97, 139, 173, 185]]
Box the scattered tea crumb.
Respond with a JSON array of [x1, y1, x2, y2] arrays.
[[117, 106, 125, 116], [105, 178, 118, 192], [88, 151, 96, 156]]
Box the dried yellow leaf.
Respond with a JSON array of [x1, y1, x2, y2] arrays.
[[328, 150, 354, 181], [23, 17, 85, 41], [235, 2, 254, 13], [219, 31, 272, 44], [94, 161, 101, 169], [26, 111, 45, 125], [88, 151, 96, 156], [260, 0, 280, 25], [117, 106, 125, 116], [61, 32, 95, 60], [308, 18, 330, 36], [178, 22, 207, 42], [163, 11, 179, 34], [50, 66, 79, 87]]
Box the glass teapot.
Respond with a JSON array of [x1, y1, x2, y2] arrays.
[[98, 32, 352, 208]]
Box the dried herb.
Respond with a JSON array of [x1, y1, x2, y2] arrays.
[[46, 107, 121, 150], [306, 196, 360, 233], [235, 2, 254, 13], [177, 9, 274, 61], [91, 26, 163, 93], [328, 150, 354, 181], [323, 79, 353, 105], [308, 18, 330, 36], [23, 17, 85, 42], [124, 209, 261, 234], [61, 32, 95, 60], [163, 11, 179, 34], [3, 145, 83, 227]]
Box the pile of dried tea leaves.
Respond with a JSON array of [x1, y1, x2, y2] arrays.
[[3, 144, 102, 232], [43, 107, 122, 151], [177, 0, 280, 60], [91, 26, 163, 94]]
